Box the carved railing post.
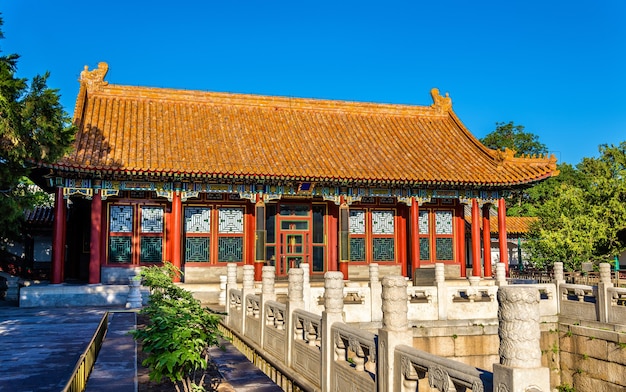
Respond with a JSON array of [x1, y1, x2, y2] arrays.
[[300, 262, 311, 311], [260, 266, 276, 347], [226, 263, 238, 326], [370, 263, 383, 322], [125, 275, 143, 309], [218, 275, 227, 306], [378, 275, 412, 392], [553, 262, 565, 314], [496, 262, 507, 286], [286, 268, 305, 366], [321, 271, 345, 392], [493, 286, 550, 391], [598, 262, 613, 323], [241, 265, 255, 333]]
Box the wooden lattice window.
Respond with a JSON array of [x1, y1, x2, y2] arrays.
[[349, 208, 396, 263]]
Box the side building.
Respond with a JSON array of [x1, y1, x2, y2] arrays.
[[30, 62, 559, 284]]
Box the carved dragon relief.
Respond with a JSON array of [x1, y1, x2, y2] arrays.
[[80, 62, 109, 92]]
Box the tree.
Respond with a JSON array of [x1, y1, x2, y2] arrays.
[[480, 121, 553, 215], [507, 162, 583, 216], [526, 142, 626, 270], [577, 142, 626, 260], [524, 184, 600, 270], [0, 17, 75, 240], [480, 121, 548, 157]]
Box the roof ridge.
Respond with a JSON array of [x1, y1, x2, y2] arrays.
[[79, 62, 443, 116]]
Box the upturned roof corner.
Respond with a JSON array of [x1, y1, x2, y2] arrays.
[[430, 88, 452, 113], [79, 62, 109, 92]]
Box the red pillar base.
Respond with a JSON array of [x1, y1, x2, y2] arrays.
[[254, 261, 263, 281], [339, 262, 349, 280]]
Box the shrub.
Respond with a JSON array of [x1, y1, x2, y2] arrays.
[[131, 262, 222, 392]]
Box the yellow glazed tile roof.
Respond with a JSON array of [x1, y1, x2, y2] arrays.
[[51, 63, 559, 187], [465, 215, 538, 234]]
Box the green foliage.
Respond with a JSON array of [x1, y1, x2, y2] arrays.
[[507, 163, 583, 217], [480, 121, 551, 215], [0, 16, 75, 240], [480, 121, 548, 157], [525, 142, 626, 270], [131, 263, 222, 392], [524, 184, 601, 270], [557, 384, 576, 392]]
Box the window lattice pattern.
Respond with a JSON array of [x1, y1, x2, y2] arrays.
[[373, 238, 394, 261], [349, 210, 365, 234], [418, 210, 429, 234], [141, 237, 162, 263], [372, 210, 394, 234], [141, 207, 163, 233], [350, 238, 366, 261], [419, 238, 430, 260], [218, 208, 244, 234], [435, 238, 454, 260], [435, 211, 453, 235], [185, 237, 210, 262], [218, 237, 243, 262], [110, 205, 133, 233], [185, 208, 211, 233], [109, 237, 132, 263]]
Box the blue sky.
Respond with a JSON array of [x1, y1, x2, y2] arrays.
[[3, 1, 625, 165]]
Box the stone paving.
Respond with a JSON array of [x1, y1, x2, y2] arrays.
[[0, 305, 109, 391], [0, 303, 280, 392]]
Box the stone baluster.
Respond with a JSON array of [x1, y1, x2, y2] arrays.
[[259, 266, 276, 347], [496, 261, 507, 286], [553, 262, 565, 314], [240, 265, 255, 333], [262, 266, 276, 301], [370, 263, 383, 322], [286, 267, 305, 367], [493, 286, 549, 391], [300, 262, 311, 311], [243, 265, 255, 291], [553, 262, 565, 284], [598, 262, 613, 323], [218, 275, 227, 306], [125, 275, 143, 309], [321, 271, 345, 392], [378, 275, 412, 392], [435, 263, 448, 320]]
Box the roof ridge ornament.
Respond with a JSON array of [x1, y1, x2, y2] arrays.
[[492, 148, 517, 168], [430, 88, 452, 113], [80, 62, 109, 92]]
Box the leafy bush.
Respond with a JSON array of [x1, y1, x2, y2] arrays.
[[131, 262, 222, 392]]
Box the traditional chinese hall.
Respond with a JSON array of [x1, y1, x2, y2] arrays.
[[31, 62, 558, 284]]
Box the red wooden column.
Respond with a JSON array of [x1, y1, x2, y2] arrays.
[[89, 188, 102, 284], [498, 197, 509, 276], [254, 197, 265, 281], [327, 202, 339, 273], [171, 190, 182, 282], [471, 199, 482, 277], [397, 206, 408, 277], [409, 197, 420, 273], [51, 186, 66, 284], [482, 203, 492, 278], [338, 198, 349, 279]]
